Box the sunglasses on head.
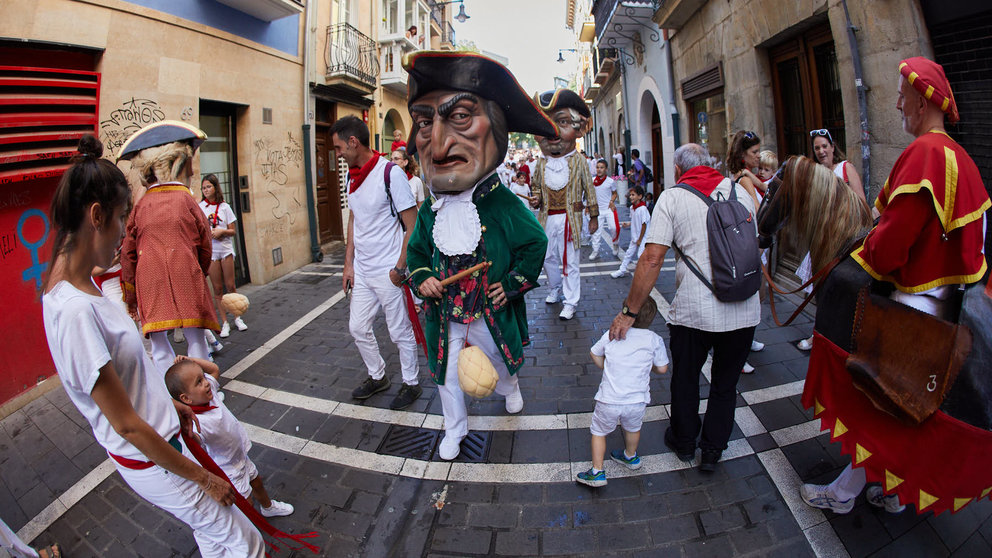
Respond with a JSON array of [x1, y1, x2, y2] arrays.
[[809, 129, 834, 143], [743, 131, 757, 140]]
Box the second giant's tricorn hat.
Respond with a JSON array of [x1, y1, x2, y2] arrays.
[[403, 51, 557, 154], [116, 120, 208, 162], [535, 88, 592, 119]]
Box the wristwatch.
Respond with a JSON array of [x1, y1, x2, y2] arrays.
[[621, 301, 638, 319]]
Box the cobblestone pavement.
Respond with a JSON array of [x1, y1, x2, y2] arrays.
[[3, 211, 991, 557]]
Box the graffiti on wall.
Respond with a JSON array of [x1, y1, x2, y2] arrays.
[[254, 132, 304, 225], [16, 209, 50, 288], [100, 97, 166, 154]]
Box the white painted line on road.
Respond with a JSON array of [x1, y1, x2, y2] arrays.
[[770, 419, 824, 448], [296, 271, 337, 276], [734, 406, 767, 437], [742, 380, 805, 406], [18, 459, 116, 544], [222, 289, 346, 380]]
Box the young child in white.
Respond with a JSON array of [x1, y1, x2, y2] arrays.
[[611, 186, 651, 278], [577, 296, 668, 487], [166, 356, 294, 517], [508, 171, 533, 207]]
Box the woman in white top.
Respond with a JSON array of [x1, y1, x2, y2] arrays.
[[391, 149, 426, 209], [199, 174, 245, 338], [42, 135, 263, 557]]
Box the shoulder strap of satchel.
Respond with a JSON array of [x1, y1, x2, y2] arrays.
[[671, 182, 716, 293], [383, 161, 397, 218]]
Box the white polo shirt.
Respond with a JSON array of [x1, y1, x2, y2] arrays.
[[347, 157, 416, 277]]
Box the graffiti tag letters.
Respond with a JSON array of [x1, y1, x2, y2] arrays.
[[101, 97, 166, 154]]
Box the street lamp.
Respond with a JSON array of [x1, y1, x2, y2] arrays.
[[431, 0, 470, 23], [556, 48, 578, 63]]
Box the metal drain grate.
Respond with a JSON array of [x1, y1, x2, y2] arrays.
[[377, 425, 439, 461], [453, 431, 490, 463]]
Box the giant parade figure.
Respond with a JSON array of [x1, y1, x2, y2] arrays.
[[530, 90, 599, 320], [404, 51, 552, 461]]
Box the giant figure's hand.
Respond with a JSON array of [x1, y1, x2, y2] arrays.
[[419, 276, 443, 298]]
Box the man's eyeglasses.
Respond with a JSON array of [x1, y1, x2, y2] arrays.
[[809, 129, 834, 143]]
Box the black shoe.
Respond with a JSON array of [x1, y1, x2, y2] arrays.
[[699, 449, 722, 473], [664, 427, 695, 461], [389, 383, 422, 410], [352, 376, 390, 400]]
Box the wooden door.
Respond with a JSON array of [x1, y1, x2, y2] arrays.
[[315, 125, 343, 243]]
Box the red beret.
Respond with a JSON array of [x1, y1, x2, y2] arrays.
[[899, 57, 959, 123]]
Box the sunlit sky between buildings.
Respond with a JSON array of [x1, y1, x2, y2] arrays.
[[457, 0, 579, 96]]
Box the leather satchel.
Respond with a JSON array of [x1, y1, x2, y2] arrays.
[[845, 288, 972, 425]]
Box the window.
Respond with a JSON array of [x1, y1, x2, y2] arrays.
[[687, 92, 727, 171], [336, 0, 355, 26]]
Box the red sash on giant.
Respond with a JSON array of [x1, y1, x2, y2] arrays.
[[803, 332, 992, 515]]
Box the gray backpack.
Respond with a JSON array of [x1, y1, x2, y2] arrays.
[[671, 182, 761, 302]]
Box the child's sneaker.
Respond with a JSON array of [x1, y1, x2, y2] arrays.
[[610, 449, 642, 470], [219, 321, 231, 338], [800, 483, 854, 514], [260, 500, 294, 517], [234, 316, 248, 331], [208, 338, 224, 354], [576, 468, 607, 487]]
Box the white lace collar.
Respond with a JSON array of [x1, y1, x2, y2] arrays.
[[543, 150, 575, 191], [431, 183, 481, 257]]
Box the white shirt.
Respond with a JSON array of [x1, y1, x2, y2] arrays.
[[348, 157, 416, 276], [645, 178, 761, 332], [43, 280, 179, 461], [593, 176, 616, 211], [199, 200, 237, 254], [629, 203, 651, 245], [197, 374, 254, 496], [590, 329, 668, 405], [409, 175, 426, 205], [508, 182, 532, 206]]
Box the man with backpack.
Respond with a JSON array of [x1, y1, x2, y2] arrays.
[[629, 149, 651, 188], [609, 143, 760, 473], [332, 115, 423, 411]]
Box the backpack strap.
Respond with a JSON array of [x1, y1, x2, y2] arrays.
[[671, 182, 718, 293], [383, 161, 407, 231], [673, 182, 714, 206]]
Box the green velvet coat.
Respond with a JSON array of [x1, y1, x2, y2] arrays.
[[407, 173, 548, 385]]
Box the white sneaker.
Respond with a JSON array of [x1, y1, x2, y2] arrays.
[[259, 500, 294, 517], [742, 362, 755, 374], [234, 316, 248, 331], [545, 289, 562, 304], [866, 486, 906, 513], [800, 483, 854, 514], [559, 304, 576, 320], [588, 249, 599, 260], [172, 329, 185, 343], [208, 338, 224, 354], [219, 322, 231, 338], [610, 269, 628, 279], [438, 434, 465, 460], [505, 385, 523, 414], [798, 336, 814, 351], [751, 340, 765, 352], [612, 243, 620, 257]]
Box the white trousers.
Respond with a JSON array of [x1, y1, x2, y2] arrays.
[[349, 272, 419, 385], [0, 518, 37, 558], [828, 464, 867, 501], [150, 328, 208, 375], [591, 208, 618, 256], [543, 213, 581, 305], [617, 238, 645, 272], [438, 320, 519, 439], [116, 440, 264, 557]]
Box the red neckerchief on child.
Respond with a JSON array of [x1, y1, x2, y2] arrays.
[[189, 404, 217, 414], [203, 198, 220, 227], [632, 201, 646, 210], [593, 175, 607, 186], [348, 152, 383, 194], [405, 170, 414, 180]]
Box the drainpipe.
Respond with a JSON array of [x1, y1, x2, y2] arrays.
[[664, 37, 680, 148], [302, 0, 323, 262], [841, 0, 870, 201]]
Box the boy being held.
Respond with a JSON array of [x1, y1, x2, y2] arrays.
[[757, 150, 779, 184], [166, 356, 294, 517], [577, 296, 668, 487], [611, 186, 651, 278]]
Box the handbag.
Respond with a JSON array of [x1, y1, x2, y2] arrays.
[[845, 287, 972, 425]]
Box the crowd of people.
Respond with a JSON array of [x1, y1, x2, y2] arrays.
[[10, 49, 986, 557]]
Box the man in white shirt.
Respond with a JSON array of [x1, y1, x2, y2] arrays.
[[589, 159, 619, 260], [609, 143, 759, 473], [332, 116, 422, 411]]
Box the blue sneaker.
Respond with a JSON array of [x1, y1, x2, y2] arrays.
[[576, 468, 607, 487], [610, 449, 642, 470]]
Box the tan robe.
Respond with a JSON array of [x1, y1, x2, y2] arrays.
[[533, 154, 598, 251]]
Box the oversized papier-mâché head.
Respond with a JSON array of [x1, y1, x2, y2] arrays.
[[533, 89, 591, 158], [404, 51, 556, 193]]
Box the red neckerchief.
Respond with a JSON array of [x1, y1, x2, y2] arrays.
[[189, 404, 217, 414], [405, 170, 413, 180], [632, 201, 646, 210], [348, 152, 383, 194], [593, 175, 607, 186], [679, 165, 725, 197]]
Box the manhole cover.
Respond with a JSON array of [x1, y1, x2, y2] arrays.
[[377, 425, 439, 461]]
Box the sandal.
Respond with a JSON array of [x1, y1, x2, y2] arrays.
[[797, 336, 814, 351], [38, 543, 62, 558]]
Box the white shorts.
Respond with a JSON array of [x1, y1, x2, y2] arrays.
[[231, 457, 259, 499], [211, 244, 235, 261], [590, 401, 647, 436]]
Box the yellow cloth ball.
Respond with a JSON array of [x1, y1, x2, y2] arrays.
[[457, 346, 499, 399], [221, 293, 250, 317]]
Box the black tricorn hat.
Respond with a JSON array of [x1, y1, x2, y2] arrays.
[[535, 88, 591, 119], [403, 50, 557, 155]]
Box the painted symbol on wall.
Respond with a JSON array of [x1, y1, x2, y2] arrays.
[[18, 209, 50, 288]]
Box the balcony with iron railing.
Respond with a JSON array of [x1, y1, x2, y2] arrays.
[[592, 0, 659, 43], [441, 20, 456, 48], [380, 42, 409, 95], [325, 23, 379, 93]]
